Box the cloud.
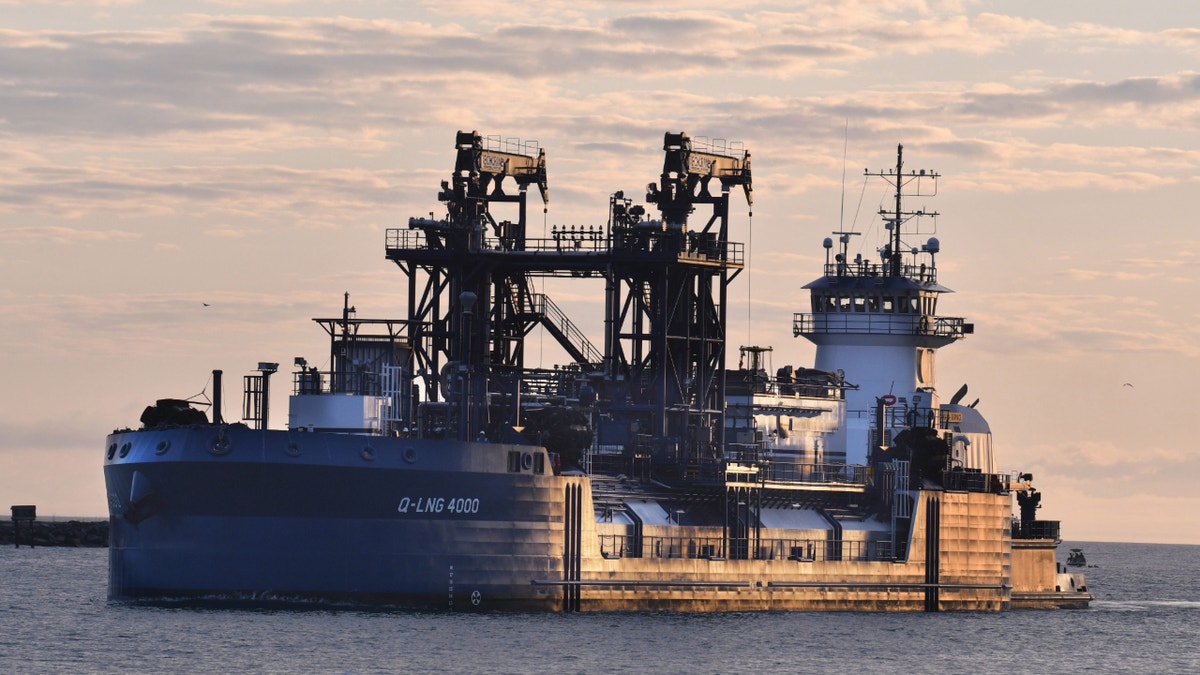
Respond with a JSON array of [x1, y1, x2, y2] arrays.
[[1062, 248, 1200, 283], [0, 225, 141, 244], [969, 291, 1200, 358], [0, 0, 139, 6], [0, 13, 1197, 197], [0, 161, 404, 231], [0, 10, 1192, 148], [204, 227, 251, 238], [1162, 27, 1200, 49], [1020, 438, 1200, 499], [0, 289, 328, 357], [953, 73, 1200, 130]]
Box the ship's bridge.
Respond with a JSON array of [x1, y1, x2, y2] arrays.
[[791, 146, 977, 467], [793, 268, 972, 345]]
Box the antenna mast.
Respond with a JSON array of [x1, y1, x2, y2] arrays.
[[865, 144, 939, 277]]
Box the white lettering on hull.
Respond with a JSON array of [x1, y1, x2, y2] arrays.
[[397, 496, 480, 515]]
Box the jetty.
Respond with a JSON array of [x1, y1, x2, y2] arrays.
[[2, 509, 108, 547]]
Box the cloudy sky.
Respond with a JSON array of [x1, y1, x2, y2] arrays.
[[1, 1, 1197, 544]]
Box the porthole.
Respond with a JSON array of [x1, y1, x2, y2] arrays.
[[155, 440, 171, 455], [118, 442, 132, 458], [106, 443, 117, 460], [286, 442, 301, 457], [403, 447, 418, 464], [361, 446, 376, 461]]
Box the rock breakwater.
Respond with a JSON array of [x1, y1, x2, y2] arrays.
[[0, 520, 108, 547]]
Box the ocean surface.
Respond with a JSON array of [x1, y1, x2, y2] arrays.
[[1, 541, 1197, 674]]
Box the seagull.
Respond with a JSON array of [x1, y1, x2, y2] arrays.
[[203, 303, 210, 307], [1123, 382, 1134, 388]]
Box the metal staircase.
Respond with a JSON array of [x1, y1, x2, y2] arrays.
[[526, 293, 602, 367]]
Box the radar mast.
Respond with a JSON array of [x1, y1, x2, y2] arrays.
[[865, 144, 940, 278]]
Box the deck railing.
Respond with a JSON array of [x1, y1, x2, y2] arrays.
[[822, 260, 938, 284], [793, 312, 969, 339], [385, 226, 743, 265], [722, 459, 871, 488], [599, 534, 901, 562], [1013, 519, 1061, 541]]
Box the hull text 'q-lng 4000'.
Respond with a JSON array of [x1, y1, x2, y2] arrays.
[[105, 131, 1089, 611]]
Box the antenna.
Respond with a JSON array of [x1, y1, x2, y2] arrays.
[[747, 211, 753, 347], [839, 119, 848, 230], [864, 144, 939, 276]]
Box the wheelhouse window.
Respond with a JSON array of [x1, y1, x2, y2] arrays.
[[812, 294, 838, 313]]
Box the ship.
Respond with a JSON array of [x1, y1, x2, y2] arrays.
[[104, 131, 1090, 611]]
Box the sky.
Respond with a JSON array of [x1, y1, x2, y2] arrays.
[[1, 0, 1197, 544]]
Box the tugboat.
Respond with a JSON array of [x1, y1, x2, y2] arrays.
[[104, 132, 1090, 611]]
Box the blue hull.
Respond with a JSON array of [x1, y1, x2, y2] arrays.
[[104, 426, 564, 610]]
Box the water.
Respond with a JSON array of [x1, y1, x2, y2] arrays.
[[1, 541, 1197, 674]]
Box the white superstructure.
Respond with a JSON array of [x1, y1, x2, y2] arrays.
[[793, 145, 986, 471]]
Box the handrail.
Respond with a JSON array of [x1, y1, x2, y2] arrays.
[[598, 534, 903, 562], [292, 368, 383, 397], [528, 293, 603, 365], [385, 227, 744, 266], [941, 469, 1009, 494], [722, 460, 871, 488], [793, 312, 968, 339], [822, 261, 938, 284], [764, 462, 870, 486], [1013, 519, 1061, 541]]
